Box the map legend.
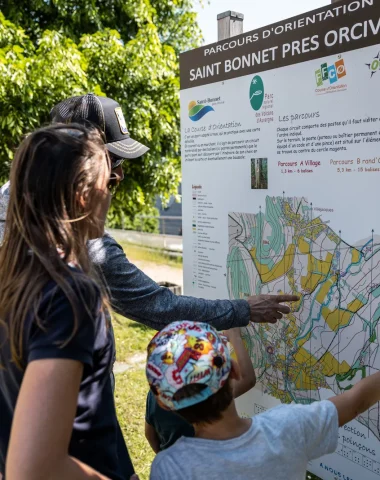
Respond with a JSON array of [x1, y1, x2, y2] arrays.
[[190, 185, 223, 290]]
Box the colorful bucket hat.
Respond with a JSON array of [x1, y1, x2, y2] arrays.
[[146, 321, 231, 410]]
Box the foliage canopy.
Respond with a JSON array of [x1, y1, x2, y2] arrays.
[[0, 1, 202, 228]]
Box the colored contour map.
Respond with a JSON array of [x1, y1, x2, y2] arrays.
[[227, 196, 380, 441]]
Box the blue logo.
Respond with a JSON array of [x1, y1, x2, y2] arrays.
[[188, 101, 214, 122]]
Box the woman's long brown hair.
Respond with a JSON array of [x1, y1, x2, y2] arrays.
[[0, 124, 110, 368]]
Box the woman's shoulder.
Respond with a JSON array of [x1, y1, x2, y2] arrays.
[[0, 264, 105, 371], [26, 270, 107, 366], [38, 269, 103, 324]]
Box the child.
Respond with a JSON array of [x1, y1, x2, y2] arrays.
[[145, 327, 255, 452], [146, 321, 380, 479], [0, 125, 132, 479]]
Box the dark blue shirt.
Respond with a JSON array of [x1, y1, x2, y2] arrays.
[[146, 390, 195, 450], [0, 276, 132, 479]]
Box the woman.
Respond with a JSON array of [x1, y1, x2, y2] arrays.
[[0, 124, 131, 479]]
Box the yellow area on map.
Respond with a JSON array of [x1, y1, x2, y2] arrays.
[[267, 381, 293, 403], [347, 298, 364, 312], [327, 230, 340, 244], [316, 275, 337, 304], [351, 248, 360, 264], [286, 314, 299, 337], [298, 237, 310, 254], [297, 331, 311, 348], [322, 306, 352, 331], [304, 218, 326, 241], [294, 346, 318, 366], [294, 346, 350, 377], [250, 245, 295, 283], [301, 252, 333, 291], [295, 369, 319, 390], [321, 351, 350, 376], [293, 347, 320, 390], [283, 202, 299, 223]]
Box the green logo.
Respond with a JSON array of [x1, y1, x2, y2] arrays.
[[249, 75, 264, 111], [366, 52, 380, 78]]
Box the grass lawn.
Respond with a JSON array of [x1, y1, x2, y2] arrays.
[[113, 314, 154, 362], [115, 367, 154, 480], [115, 241, 182, 269]]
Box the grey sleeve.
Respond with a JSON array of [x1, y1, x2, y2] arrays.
[[87, 234, 250, 331], [278, 401, 339, 461], [301, 401, 339, 460]]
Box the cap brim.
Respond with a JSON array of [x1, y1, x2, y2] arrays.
[[106, 137, 149, 160]]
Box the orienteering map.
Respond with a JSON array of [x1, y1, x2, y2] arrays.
[[227, 196, 380, 443]]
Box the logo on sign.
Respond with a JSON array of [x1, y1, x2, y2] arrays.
[[366, 52, 380, 78], [315, 57, 346, 87], [249, 76, 264, 111], [188, 101, 214, 122]]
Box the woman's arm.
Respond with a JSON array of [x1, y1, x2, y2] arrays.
[[224, 328, 256, 399], [6, 358, 109, 480]]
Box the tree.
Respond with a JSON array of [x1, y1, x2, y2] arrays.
[[0, 1, 202, 229], [0, 0, 202, 53], [0, 13, 91, 179]]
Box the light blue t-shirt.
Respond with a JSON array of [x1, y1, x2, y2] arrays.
[[150, 400, 339, 480]]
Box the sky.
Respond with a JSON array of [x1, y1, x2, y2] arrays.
[[194, 0, 330, 46]]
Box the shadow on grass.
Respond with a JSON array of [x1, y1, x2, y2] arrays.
[[113, 315, 154, 361], [114, 317, 151, 331]]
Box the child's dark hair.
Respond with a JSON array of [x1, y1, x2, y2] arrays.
[[171, 378, 233, 425]]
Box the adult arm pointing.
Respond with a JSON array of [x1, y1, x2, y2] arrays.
[[88, 234, 298, 331]]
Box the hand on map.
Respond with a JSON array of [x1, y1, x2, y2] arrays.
[[247, 294, 299, 324]]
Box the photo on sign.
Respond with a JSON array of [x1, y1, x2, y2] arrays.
[[251, 158, 268, 190]]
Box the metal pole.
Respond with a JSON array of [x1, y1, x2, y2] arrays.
[[217, 11, 244, 41]]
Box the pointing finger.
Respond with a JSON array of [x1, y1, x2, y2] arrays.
[[274, 294, 299, 303], [276, 304, 291, 314]]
